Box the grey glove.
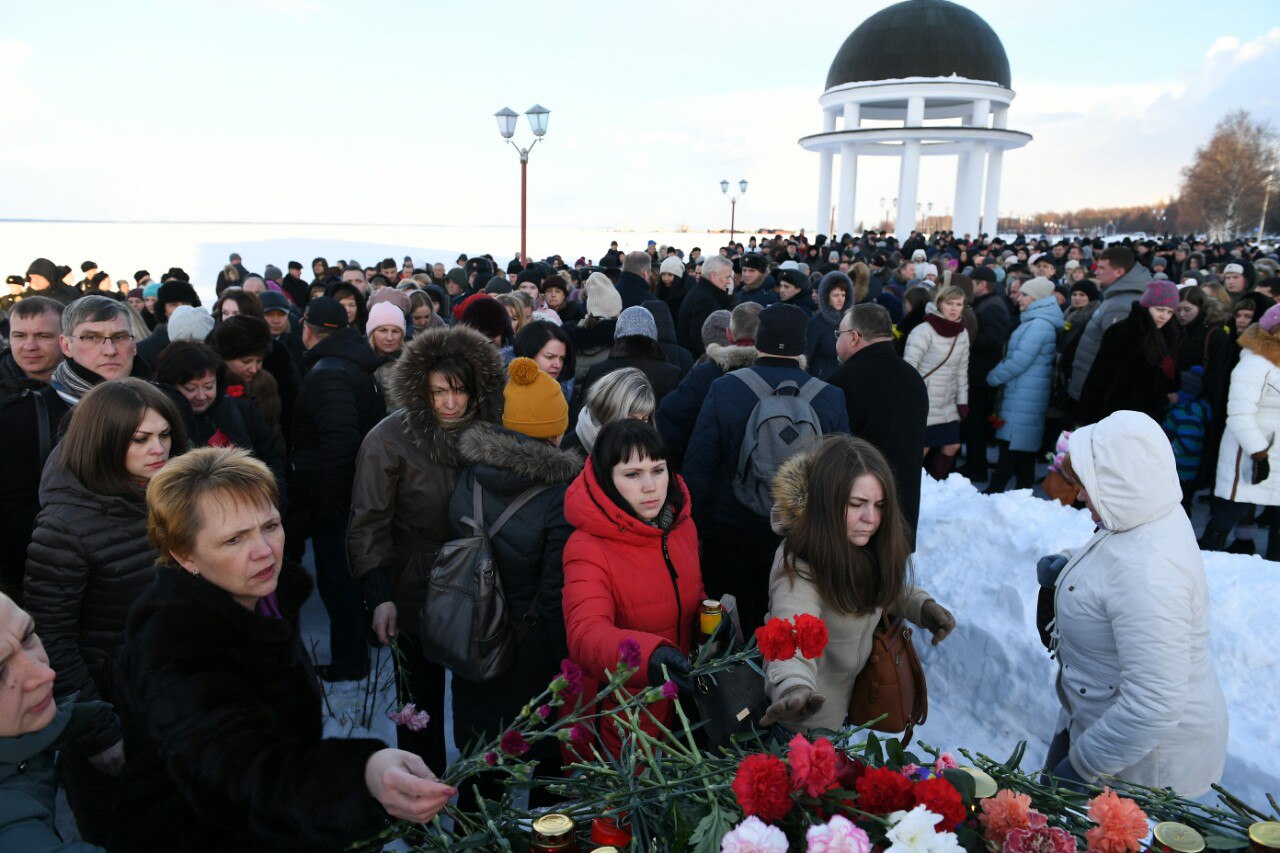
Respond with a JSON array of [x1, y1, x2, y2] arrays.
[[759, 686, 826, 727], [1036, 554, 1069, 588], [89, 739, 125, 777], [920, 600, 956, 645]]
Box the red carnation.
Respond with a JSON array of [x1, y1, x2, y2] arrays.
[[793, 613, 830, 658], [834, 751, 867, 790], [732, 753, 794, 822], [755, 617, 797, 662], [914, 777, 966, 831], [788, 733, 839, 798], [499, 729, 529, 757], [855, 766, 916, 815]]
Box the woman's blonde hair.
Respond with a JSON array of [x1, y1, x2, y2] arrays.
[[934, 285, 965, 308], [496, 294, 526, 334], [585, 367, 655, 425], [147, 447, 278, 566]]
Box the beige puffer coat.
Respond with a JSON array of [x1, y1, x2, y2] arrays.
[[904, 304, 970, 426], [763, 449, 934, 734]]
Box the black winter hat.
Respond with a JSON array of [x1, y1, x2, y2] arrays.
[[209, 315, 273, 360], [756, 304, 809, 356], [506, 258, 524, 275], [133, 269, 150, 283], [258, 291, 291, 314], [25, 257, 59, 283], [516, 266, 545, 287], [80, 260, 97, 273], [156, 279, 202, 313], [741, 254, 769, 274], [970, 266, 996, 284], [778, 269, 808, 290], [464, 256, 494, 280], [484, 275, 513, 295], [288, 260, 303, 271], [303, 296, 349, 330], [459, 295, 513, 342], [1070, 280, 1100, 301]]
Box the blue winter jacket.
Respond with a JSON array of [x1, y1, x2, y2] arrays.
[[987, 295, 1064, 452], [683, 359, 849, 532]]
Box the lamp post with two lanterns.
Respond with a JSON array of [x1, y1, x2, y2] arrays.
[[494, 104, 551, 264], [721, 179, 748, 244]]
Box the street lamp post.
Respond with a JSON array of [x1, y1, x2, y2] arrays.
[[494, 104, 551, 264], [721, 179, 748, 244]]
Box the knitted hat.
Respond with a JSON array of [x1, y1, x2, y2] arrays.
[[366, 301, 406, 335], [143, 282, 161, 299], [584, 272, 623, 319], [1179, 365, 1205, 398], [368, 287, 410, 312], [459, 295, 513, 341], [127, 287, 144, 300], [614, 306, 657, 341], [916, 262, 938, 279], [263, 264, 282, 281], [756, 304, 809, 356], [659, 256, 685, 278], [531, 307, 563, 325], [1139, 280, 1179, 309], [209, 315, 272, 360], [1261, 303, 1280, 333], [1020, 277, 1056, 302], [1070, 280, 1100, 301], [168, 305, 216, 342], [156, 279, 202, 314], [516, 266, 545, 286], [484, 275, 513, 295], [503, 357, 568, 439]]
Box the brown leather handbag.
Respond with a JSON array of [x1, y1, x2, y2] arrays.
[[849, 613, 928, 745]]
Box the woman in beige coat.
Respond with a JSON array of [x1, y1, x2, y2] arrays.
[[760, 435, 956, 733]]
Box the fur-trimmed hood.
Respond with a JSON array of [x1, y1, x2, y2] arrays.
[[770, 448, 813, 535], [1239, 323, 1280, 367], [456, 424, 584, 487], [705, 342, 760, 372], [389, 325, 504, 463]]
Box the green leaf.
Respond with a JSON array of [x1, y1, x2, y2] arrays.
[[689, 807, 735, 853], [1202, 835, 1251, 850], [944, 768, 978, 804], [864, 732, 885, 764], [1003, 741, 1028, 771], [887, 737, 909, 768]]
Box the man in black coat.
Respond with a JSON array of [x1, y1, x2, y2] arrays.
[[292, 297, 387, 681], [676, 255, 734, 357], [959, 267, 1013, 480], [615, 251, 656, 309], [828, 303, 929, 548]]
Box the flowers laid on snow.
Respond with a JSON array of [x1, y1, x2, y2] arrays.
[[385, 702, 431, 732], [1083, 787, 1149, 853], [720, 815, 789, 853]]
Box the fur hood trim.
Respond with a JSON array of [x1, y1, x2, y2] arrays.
[[456, 424, 584, 485], [770, 448, 813, 534], [389, 326, 504, 461], [1239, 323, 1280, 367], [705, 343, 759, 372]]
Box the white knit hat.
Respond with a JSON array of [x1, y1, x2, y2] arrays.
[[168, 305, 215, 342], [584, 272, 622, 320], [659, 256, 685, 278]]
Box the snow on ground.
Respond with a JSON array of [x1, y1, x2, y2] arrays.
[[911, 473, 1280, 808]]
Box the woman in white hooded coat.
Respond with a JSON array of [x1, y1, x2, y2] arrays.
[[903, 286, 970, 480], [1039, 410, 1226, 796]]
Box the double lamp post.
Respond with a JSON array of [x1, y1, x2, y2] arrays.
[[494, 104, 551, 264]]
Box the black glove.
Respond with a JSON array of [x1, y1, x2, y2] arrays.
[[647, 645, 693, 691], [1252, 453, 1270, 486]]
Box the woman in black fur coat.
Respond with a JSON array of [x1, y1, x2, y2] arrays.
[[113, 448, 454, 852]]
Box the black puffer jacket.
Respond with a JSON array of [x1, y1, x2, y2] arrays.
[[347, 326, 504, 619], [448, 425, 580, 745], [190, 394, 288, 503], [113, 564, 387, 852], [24, 451, 156, 754], [290, 326, 386, 508], [576, 335, 682, 409]]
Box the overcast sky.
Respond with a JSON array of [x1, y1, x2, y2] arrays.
[[1, 0, 1276, 233]]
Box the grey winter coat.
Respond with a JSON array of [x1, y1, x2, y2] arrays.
[[1067, 263, 1151, 400]]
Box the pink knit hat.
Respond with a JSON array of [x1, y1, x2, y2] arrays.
[[1139, 280, 1179, 309], [1260, 303, 1280, 333], [366, 301, 406, 334]]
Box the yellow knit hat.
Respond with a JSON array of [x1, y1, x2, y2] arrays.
[[503, 357, 568, 439]]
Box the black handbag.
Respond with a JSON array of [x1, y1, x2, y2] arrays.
[[686, 606, 769, 750]]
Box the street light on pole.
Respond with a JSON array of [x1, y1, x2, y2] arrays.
[[494, 103, 551, 264], [721, 178, 748, 244]]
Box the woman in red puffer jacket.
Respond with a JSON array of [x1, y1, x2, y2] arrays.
[[561, 419, 705, 758]]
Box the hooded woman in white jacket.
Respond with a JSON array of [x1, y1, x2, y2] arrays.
[[1042, 410, 1227, 796], [904, 286, 970, 480]]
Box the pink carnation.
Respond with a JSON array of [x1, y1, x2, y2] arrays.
[[386, 703, 431, 732], [721, 815, 789, 853], [934, 753, 959, 774], [618, 638, 643, 671], [1003, 826, 1076, 853], [806, 814, 871, 853]]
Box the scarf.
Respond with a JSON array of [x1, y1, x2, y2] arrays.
[[575, 407, 600, 453], [50, 359, 104, 404], [923, 303, 965, 338]]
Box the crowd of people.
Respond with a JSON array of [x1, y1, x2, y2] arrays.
[[0, 226, 1254, 848]]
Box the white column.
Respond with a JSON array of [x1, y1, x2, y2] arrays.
[[836, 103, 860, 237], [982, 146, 1004, 236], [816, 109, 836, 237], [895, 97, 924, 240], [953, 150, 969, 230], [959, 142, 986, 236]]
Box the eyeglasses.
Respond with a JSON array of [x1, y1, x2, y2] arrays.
[[834, 328, 858, 339], [71, 332, 135, 348]]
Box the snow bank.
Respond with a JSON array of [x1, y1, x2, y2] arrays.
[[911, 474, 1280, 807]]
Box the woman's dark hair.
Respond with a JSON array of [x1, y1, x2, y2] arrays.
[[782, 435, 911, 616], [1129, 300, 1182, 368], [903, 286, 930, 315], [212, 288, 265, 322], [428, 357, 477, 399], [156, 341, 227, 389], [591, 419, 682, 520], [60, 377, 188, 497], [513, 320, 575, 378]]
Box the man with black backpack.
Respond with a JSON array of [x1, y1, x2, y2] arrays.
[[683, 303, 849, 632]]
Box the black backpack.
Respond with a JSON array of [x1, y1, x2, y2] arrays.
[[419, 482, 548, 682]]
